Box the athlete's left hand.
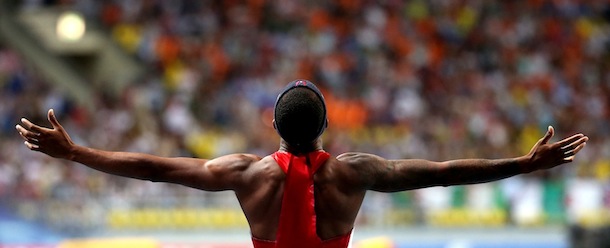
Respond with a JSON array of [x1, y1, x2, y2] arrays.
[[523, 126, 588, 172]]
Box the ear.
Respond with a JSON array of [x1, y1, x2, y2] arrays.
[[324, 118, 329, 129], [273, 119, 277, 130]]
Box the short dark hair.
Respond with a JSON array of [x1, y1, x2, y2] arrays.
[[274, 87, 327, 146]]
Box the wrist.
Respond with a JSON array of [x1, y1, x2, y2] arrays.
[[65, 144, 81, 161], [516, 155, 534, 174]]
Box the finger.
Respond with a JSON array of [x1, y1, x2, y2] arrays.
[[561, 136, 589, 151], [17, 131, 29, 142], [48, 109, 61, 129], [556, 133, 586, 148], [20, 118, 48, 133], [16, 124, 40, 139], [17, 130, 40, 144], [24, 141, 40, 150], [536, 126, 554, 146], [564, 142, 587, 157]]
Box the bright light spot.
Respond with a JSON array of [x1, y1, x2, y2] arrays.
[[56, 11, 86, 42]]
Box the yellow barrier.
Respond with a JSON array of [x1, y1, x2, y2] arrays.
[[384, 209, 415, 226], [355, 237, 394, 248], [427, 208, 507, 227], [578, 209, 610, 228], [106, 208, 249, 229], [60, 238, 159, 248]]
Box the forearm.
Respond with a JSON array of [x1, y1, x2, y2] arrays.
[[436, 156, 530, 186], [371, 156, 531, 192], [68, 145, 170, 181]]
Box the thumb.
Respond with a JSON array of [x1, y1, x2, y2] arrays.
[[47, 109, 61, 129], [539, 126, 554, 145]]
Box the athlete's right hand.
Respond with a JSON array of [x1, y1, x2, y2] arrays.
[[16, 109, 75, 160]]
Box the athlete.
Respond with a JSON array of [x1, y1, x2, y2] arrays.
[[16, 80, 588, 248]]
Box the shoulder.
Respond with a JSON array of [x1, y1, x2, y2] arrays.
[[203, 154, 284, 191], [326, 152, 388, 190], [336, 152, 386, 167], [232, 154, 285, 183], [204, 153, 262, 170], [206, 153, 285, 175], [252, 155, 285, 177]]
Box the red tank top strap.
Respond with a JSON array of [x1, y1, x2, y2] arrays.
[[271, 151, 291, 173], [306, 150, 330, 176]]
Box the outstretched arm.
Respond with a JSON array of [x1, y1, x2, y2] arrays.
[[339, 126, 588, 192], [16, 109, 260, 191]]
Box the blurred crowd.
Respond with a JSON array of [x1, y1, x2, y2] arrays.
[[2, 0, 610, 234]]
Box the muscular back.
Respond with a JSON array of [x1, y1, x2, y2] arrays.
[[234, 154, 368, 241]]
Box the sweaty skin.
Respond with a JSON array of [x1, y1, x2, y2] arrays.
[[16, 109, 588, 242]]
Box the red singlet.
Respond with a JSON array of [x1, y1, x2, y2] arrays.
[[251, 150, 352, 248]]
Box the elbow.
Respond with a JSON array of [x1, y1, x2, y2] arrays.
[[145, 163, 173, 183], [433, 162, 455, 187], [147, 174, 163, 183], [135, 160, 164, 182]]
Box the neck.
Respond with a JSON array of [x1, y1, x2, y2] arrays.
[[279, 139, 323, 155]]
